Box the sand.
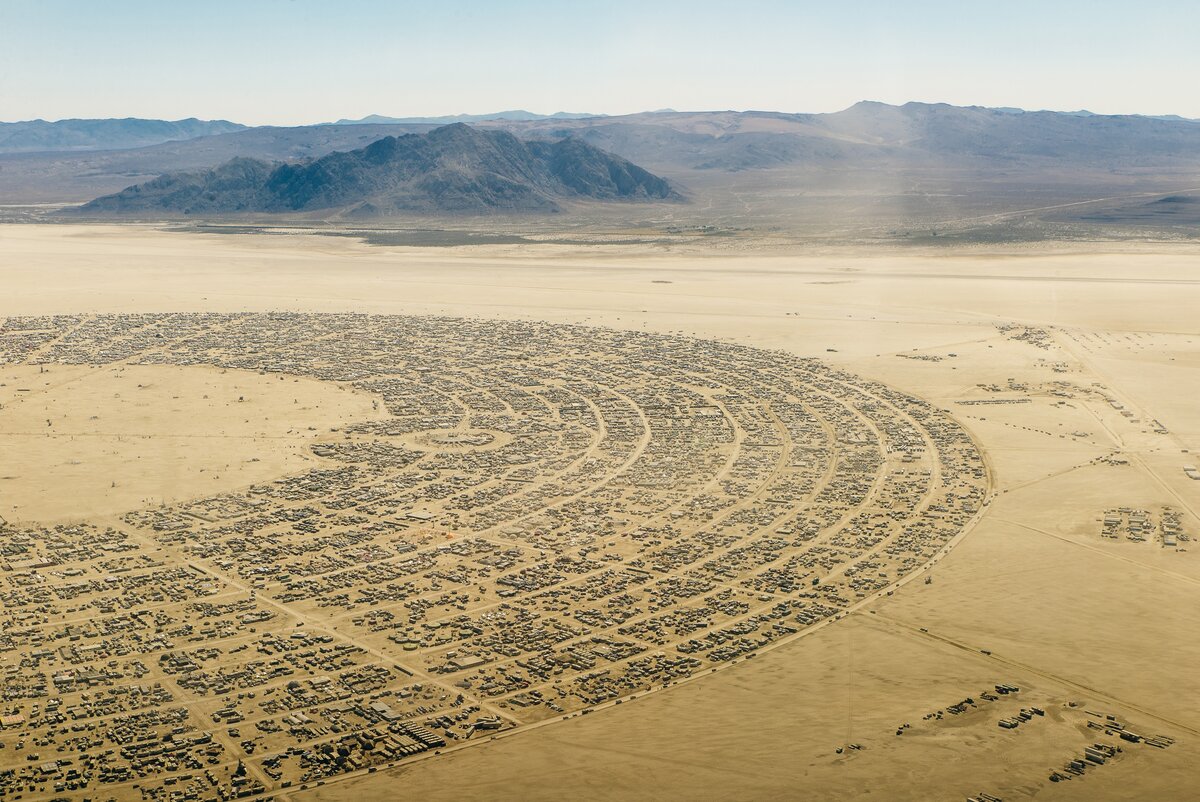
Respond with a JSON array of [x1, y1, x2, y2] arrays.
[[1, 224, 1199, 800], [0, 363, 380, 522]]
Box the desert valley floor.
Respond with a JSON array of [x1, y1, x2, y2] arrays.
[[1, 225, 1199, 801]]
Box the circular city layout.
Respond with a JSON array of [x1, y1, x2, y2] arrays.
[[0, 313, 988, 800]]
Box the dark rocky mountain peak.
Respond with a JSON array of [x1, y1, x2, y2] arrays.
[[79, 124, 676, 216]]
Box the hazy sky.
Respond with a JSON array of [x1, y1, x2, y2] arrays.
[[2, 0, 1196, 125]]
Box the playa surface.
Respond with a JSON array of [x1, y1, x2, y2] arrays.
[[2, 224, 1198, 800]]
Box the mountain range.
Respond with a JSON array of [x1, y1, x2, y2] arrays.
[[328, 110, 599, 125], [0, 117, 245, 154], [6, 102, 1200, 233], [80, 123, 674, 216]]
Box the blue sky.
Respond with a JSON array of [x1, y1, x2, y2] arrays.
[[1, 0, 1196, 125]]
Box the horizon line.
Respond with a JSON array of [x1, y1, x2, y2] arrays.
[[4, 100, 1199, 128]]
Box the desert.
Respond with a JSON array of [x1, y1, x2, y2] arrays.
[[1, 223, 1197, 800]]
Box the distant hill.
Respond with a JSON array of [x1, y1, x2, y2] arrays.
[[79, 123, 675, 216], [990, 106, 1199, 123], [331, 111, 600, 125], [809, 101, 1200, 166], [499, 102, 1200, 171], [0, 117, 246, 154]]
